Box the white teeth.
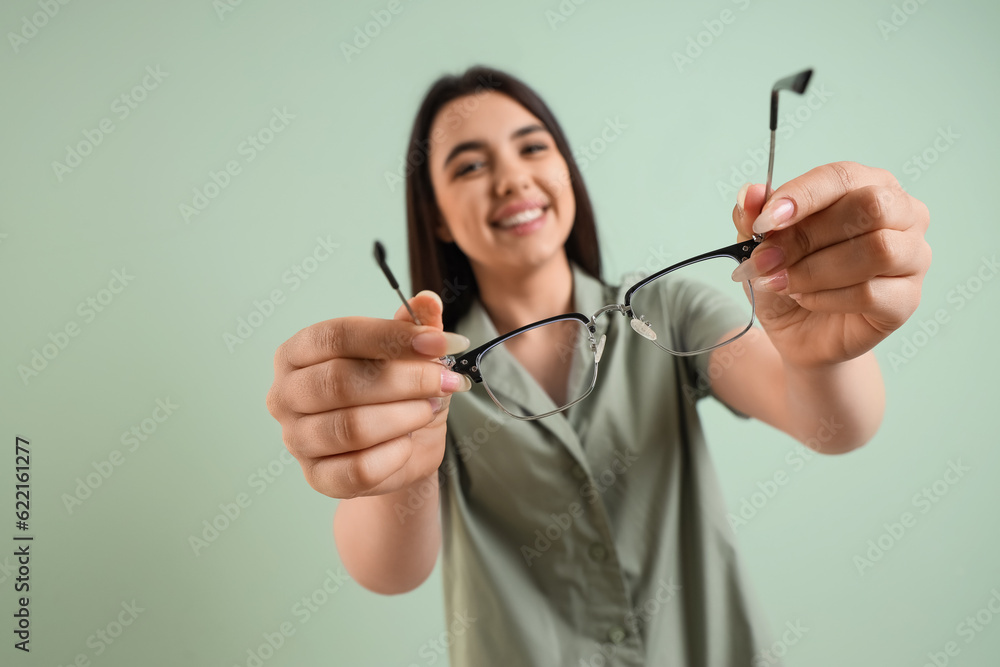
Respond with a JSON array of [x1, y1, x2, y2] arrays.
[[496, 207, 544, 228]]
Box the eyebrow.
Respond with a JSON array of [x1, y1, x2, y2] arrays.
[[442, 124, 548, 168]]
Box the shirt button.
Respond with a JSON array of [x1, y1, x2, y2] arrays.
[[571, 465, 588, 481], [607, 626, 627, 645], [588, 543, 607, 562]]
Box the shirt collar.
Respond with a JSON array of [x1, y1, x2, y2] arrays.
[[452, 262, 609, 456], [455, 261, 610, 346]]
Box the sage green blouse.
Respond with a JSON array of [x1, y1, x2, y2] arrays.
[[438, 262, 777, 666]]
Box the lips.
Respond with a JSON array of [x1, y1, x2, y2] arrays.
[[494, 206, 548, 229], [491, 199, 550, 226]]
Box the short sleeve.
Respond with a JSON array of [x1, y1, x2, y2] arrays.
[[625, 269, 752, 418]]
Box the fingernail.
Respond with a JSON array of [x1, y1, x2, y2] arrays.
[[412, 332, 443, 356], [428, 397, 447, 414], [736, 182, 751, 217], [755, 270, 788, 293], [731, 246, 784, 282], [443, 332, 470, 355], [752, 198, 796, 235], [416, 290, 444, 310], [441, 369, 472, 393]]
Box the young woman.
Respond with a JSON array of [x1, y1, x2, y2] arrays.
[[266, 66, 931, 665]]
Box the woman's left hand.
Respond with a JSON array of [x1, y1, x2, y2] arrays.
[[731, 161, 931, 369]]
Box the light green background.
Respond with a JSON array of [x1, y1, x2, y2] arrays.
[[2, 0, 998, 665]]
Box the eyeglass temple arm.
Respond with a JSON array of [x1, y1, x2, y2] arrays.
[[763, 68, 813, 222]]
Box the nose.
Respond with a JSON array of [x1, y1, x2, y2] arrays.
[[492, 151, 532, 197]]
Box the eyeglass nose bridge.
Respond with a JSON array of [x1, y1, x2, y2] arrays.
[[598, 302, 659, 342], [585, 303, 633, 363], [588, 302, 654, 332], [587, 303, 628, 328]]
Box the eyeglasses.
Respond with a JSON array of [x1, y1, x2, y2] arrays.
[[376, 68, 813, 420]]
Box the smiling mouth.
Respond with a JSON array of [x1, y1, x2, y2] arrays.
[[492, 205, 550, 229]]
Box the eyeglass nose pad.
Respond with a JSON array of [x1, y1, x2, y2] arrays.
[[594, 334, 607, 363], [630, 317, 658, 341]]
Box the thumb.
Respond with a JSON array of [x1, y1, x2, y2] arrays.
[[732, 183, 800, 325], [732, 183, 767, 240], [393, 290, 469, 358], [392, 289, 444, 331]]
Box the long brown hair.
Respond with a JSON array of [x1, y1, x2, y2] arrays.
[[403, 65, 603, 331]]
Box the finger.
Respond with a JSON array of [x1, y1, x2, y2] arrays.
[[274, 316, 464, 377], [788, 277, 921, 331], [285, 399, 444, 459], [302, 433, 415, 498], [753, 228, 931, 296], [733, 184, 924, 282], [303, 429, 444, 498], [732, 183, 767, 240], [394, 290, 445, 331], [392, 290, 466, 357], [752, 161, 899, 235], [281, 357, 471, 414]]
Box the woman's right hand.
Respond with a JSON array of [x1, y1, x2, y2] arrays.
[[266, 290, 471, 499]]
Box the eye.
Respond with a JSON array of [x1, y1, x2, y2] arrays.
[[454, 143, 548, 177], [455, 160, 483, 177]]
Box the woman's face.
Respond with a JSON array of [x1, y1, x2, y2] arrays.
[[427, 91, 576, 275]]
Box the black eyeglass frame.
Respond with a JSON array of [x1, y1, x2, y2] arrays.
[[374, 67, 814, 420], [453, 239, 760, 378], [445, 239, 761, 419]]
